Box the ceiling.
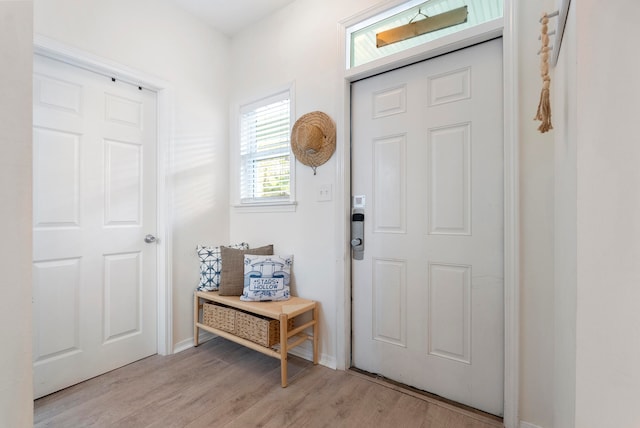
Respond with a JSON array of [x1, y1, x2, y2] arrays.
[[172, 0, 297, 36]]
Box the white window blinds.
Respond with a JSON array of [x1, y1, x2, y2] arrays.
[[239, 91, 292, 204]]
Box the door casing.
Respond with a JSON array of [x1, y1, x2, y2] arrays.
[[337, 2, 519, 427], [33, 35, 175, 356]]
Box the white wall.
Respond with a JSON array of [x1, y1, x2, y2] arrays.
[[227, 0, 380, 367], [575, 1, 640, 426], [0, 1, 34, 426], [33, 0, 231, 348]]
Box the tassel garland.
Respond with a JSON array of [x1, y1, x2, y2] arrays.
[[535, 13, 553, 133]]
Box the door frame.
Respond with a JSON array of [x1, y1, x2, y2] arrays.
[[336, 2, 519, 427], [33, 35, 174, 356]]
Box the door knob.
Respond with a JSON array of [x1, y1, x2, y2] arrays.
[[144, 234, 157, 243]]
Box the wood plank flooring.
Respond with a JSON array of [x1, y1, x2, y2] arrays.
[[35, 338, 504, 427]]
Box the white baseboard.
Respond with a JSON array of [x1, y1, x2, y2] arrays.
[[288, 343, 336, 369], [172, 338, 192, 354], [520, 422, 544, 428], [172, 332, 215, 354]]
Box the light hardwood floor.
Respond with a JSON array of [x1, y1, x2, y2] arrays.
[[35, 337, 504, 427]]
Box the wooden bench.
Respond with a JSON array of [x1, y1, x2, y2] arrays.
[[193, 290, 318, 387]]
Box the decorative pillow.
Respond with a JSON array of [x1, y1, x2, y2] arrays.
[[196, 243, 249, 291], [241, 255, 292, 302], [218, 244, 274, 296]]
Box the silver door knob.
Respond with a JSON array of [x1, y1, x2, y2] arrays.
[[144, 234, 157, 243], [351, 238, 362, 247]]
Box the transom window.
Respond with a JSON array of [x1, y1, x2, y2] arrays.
[[347, 0, 503, 69]]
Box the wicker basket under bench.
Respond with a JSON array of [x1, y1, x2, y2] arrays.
[[194, 290, 319, 387]]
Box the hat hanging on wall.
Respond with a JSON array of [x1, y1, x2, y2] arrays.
[[291, 111, 336, 175]]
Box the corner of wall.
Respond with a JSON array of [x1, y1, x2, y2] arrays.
[[0, 1, 34, 427], [517, 0, 558, 427]]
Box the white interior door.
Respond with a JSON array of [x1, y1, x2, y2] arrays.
[[32, 54, 158, 398], [351, 39, 504, 416]]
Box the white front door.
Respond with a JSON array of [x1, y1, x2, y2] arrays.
[[32, 54, 158, 398], [351, 39, 504, 416]]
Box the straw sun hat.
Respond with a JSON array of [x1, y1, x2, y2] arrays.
[[290, 111, 336, 175]]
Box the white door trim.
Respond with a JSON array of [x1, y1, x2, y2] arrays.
[[33, 34, 175, 356], [336, 1, 519, 427]]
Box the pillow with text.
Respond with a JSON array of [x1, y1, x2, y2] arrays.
[[241, 254, 292, 302]]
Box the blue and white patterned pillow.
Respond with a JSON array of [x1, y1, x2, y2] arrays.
[[197, 243, 249, 291], [240, 254, 292, 302]]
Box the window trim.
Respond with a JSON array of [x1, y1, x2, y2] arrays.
[[233, 82, 296, 212]]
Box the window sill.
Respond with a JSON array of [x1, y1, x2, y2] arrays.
[[232, 201, 297, 213]]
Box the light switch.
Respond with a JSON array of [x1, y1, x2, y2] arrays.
[[317, 184, 332, 202]]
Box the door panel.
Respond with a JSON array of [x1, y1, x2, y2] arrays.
[[428, 123, 471, 235], [373, 258, 407, 346], [351, 39, 504, 416], [33, 54, 157, 398], [373, 135, 406, 233]]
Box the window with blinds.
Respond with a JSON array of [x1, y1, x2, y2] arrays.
[[239, 90, 293, 204]]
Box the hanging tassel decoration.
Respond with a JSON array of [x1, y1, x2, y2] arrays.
[[534, 13, 553, 133]]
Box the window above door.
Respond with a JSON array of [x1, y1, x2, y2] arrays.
[[346, 0, 503, 69]]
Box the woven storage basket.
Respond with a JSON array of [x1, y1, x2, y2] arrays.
[[202, 302, 236, 333], [235, 310, 294, 347]]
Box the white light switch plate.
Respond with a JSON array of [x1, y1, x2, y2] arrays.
[[317, 184, 332, 201]]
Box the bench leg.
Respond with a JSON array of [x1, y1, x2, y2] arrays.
[[193, 293, 200, 347], [280, 313, 288, 387], [313, 305, 319, 365]]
